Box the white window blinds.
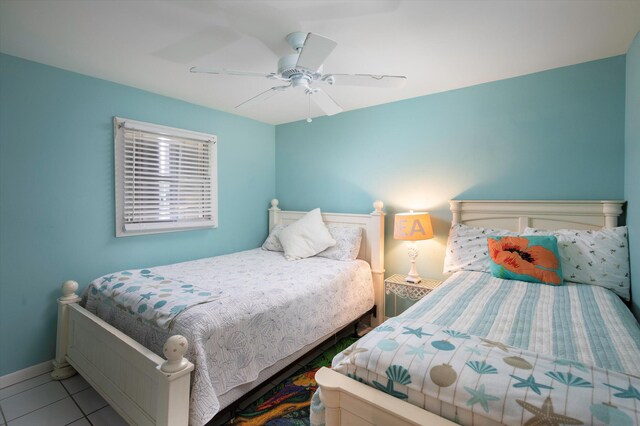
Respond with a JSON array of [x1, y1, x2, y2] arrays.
[[114, 117, 217, 236]]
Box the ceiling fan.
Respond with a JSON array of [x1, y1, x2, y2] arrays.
[[190, 32, 407, 122]]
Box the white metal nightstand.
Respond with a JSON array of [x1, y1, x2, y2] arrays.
[[384, 274, 442, 319]]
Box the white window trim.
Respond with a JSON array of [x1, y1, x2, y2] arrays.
[[114, 117, 218, 237]]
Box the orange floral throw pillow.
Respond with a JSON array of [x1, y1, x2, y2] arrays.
[[487, 236, 563, 285]]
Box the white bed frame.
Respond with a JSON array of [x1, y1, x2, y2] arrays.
[[315, 199, 625, 426], [51, 199, 385, 426]]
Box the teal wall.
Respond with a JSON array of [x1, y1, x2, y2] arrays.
[[276, 56, 626, 284], [0, 51, 632, 376], [0, 54, 276, 375], [625, 33, 640, 320]]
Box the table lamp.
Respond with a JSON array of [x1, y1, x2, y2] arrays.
[[394, 211, 434, 283]]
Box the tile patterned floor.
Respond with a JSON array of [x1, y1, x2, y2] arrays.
[[0, 372, 127, 426]]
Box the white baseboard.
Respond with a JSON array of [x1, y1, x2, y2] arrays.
[[0, 360, 53, 389]]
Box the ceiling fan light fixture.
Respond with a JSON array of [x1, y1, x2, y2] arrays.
[[292, 75, 311, 89]]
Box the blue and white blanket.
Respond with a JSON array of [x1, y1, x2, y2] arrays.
[[324, 322, 640, 425], [312, 271, 640, 425], [85, 268, 224, 329]]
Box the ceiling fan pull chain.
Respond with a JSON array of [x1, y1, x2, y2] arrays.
[[307, 93, 312, 123]]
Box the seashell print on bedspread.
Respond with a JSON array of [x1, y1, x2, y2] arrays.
[[85, 269, 225, 329], [319, 320, 640, 426]]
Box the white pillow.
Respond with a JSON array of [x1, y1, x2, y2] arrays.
[[262, 223, 362, 261], [317, 225, 363, 261], [278, 209, 336, 260], [524, 226, 630, 299], [443, 223, 516, 274], [262, 224, 286, 252]]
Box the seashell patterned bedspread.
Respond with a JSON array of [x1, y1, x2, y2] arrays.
[[312, 271, 640, 425], [325, 321, 640, 425]]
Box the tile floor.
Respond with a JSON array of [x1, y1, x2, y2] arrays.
[[0, 372, 127, 426], [0, 362, 313, 426]]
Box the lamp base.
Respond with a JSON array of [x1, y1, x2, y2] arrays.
[[405, 241, 421, 284], [405, 274, 422, 284]]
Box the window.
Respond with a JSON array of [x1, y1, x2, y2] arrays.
[[114, 117, 217, 237]]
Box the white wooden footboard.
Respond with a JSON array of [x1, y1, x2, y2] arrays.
[[316, 367, 455, 426], [51, 281, 193, 426]]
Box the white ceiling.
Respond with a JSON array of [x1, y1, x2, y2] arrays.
[[1, 0, 639, 125]]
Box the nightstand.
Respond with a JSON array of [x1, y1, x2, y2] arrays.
[[384, 274, 442, 319]]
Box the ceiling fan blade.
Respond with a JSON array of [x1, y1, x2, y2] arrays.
[[324, 74, 407, 88], [310, 89, 343, 116], [190, 67, 275, 79], [296, 33, 337, 72], [235, 84, 291, 109]]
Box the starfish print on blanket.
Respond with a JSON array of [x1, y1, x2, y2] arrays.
[[405, 345, 433, 360], [464, 384, 500, 412], [480, 338, 510, 352], [340, 343, 368, 364], [402, 326, 433, 338], [516, 397, 583, 426], [510, 374, 554, 395], [464, 346, 484, 356]]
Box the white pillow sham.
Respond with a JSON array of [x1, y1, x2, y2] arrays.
[[262, 223, 362, 261], [278, 208, 336, 260], [443, 223, 516, 274], [262, 224, 286, 252], [318, 225, 363, 261], [524, 226, 630, 299]]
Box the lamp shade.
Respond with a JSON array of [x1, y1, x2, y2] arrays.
[[394, 212, 434, 241]]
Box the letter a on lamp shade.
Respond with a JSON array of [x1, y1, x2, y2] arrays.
[[394, 212, 433, 283]]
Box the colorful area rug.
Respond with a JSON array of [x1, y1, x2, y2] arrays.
[[230, 337, 358, 425]]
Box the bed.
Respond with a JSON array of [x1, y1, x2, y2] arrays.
[[314, 199, 640, 426], [51, 199, 386, 426]]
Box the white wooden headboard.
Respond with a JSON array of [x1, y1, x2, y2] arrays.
[[449, 200, 625, 231], [268, 199, 386, 325]]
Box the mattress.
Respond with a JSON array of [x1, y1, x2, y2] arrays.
[[327, 271, 640, 425], [83, 248, 374, 426]]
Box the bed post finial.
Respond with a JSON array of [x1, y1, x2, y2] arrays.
[[61, 280, 79, 301], [160, 335, 191, 373], [373, 200, 383, 214], [269, 199, 281, 231]]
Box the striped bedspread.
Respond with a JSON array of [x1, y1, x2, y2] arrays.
[[310, 271, 640, 426], [402, 271, 640, 375]]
